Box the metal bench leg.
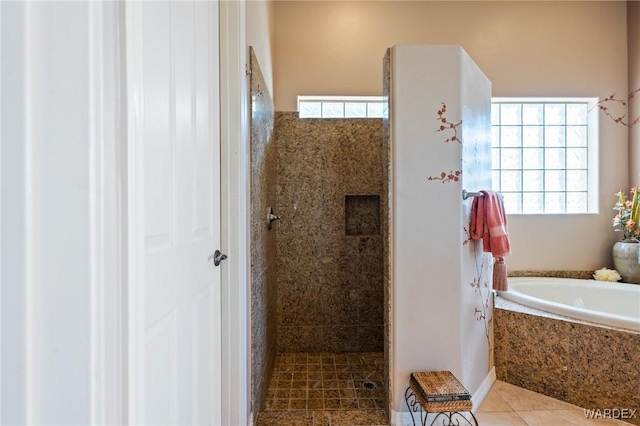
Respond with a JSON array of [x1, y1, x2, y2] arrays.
[[405, 387, 428, 426], [405, 386, 478, 426], [428, 410, 480, 426]]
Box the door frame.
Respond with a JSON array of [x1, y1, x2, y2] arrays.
[[94, 1, 250, 424], [88, 2, 127, 424], [219, 1, 251, 425]]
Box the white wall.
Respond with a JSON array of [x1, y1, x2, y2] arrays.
[[1, 2, 121, 424], [29, 5, 93, 420], [390, 45, 493, 414], [629, 1, 640, 182], [1, 3, 29, 423]]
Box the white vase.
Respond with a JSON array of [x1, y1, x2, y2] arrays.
[[612, 241, 640, 284]]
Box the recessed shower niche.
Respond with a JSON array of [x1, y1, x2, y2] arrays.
[[345, 195, 380, 236]]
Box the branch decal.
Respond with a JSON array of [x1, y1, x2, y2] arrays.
[[595, 88, 640, 128], [427, 103, 463, 184], [436, 102, 463, 144], [427, 170, 461, 183], [465, 226, 492, 370]]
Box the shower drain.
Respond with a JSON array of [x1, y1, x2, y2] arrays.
[[362, 380, 377, 390]]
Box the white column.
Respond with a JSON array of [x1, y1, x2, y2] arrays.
[[390, 45, 492, 416]]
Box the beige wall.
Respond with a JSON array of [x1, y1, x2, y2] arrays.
[[629, 1, 640, 183], [274, 1, 627, 111], [247, 0, 275, 95], [274, 1, 629, 271]]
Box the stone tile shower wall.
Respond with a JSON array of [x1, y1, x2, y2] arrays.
[[274, 113, 384, 353], [382, 48, 392, 413], [250, 48, 277, 419]]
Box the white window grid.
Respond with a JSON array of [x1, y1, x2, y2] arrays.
[[297, 96, 387, 119], [491, 98, 598, 214]]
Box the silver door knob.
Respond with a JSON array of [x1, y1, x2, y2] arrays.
[[209, 250, 228, 266]]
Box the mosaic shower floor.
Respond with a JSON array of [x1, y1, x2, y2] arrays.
[[256, 352, 388, 426]]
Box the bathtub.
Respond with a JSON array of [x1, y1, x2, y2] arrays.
[[497, 277, 640, 332], [494, 280, 640, 425]]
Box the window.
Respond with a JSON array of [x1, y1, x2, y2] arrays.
[[297, 96, 387, 118], [491, 98, 598, 214]]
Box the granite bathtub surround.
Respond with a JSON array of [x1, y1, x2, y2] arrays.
[[274, 112, 385, 353], [494, 307, 640, 426], [508, 270, 595, 280], [250, 48, 277, 420]]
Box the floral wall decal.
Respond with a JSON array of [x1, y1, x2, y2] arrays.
[[469, 259, 491, 331], [462, 226, 471, 245], [436, 102, 463, 144], [427, 170, 461, 183], [595, 88, 640, 128], [426, 103, 464, 183], [464, 227, 492, 369]]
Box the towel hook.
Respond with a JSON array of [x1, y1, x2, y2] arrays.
[[462, 190, 484, 200]]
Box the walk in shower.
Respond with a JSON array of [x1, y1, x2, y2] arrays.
[[249, 49, 387, 425]]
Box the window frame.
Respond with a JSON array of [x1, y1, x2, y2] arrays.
[[297, 95, 386, 119], [491, 97, 599, 215]]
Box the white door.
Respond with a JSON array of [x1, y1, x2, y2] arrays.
[[126, 1, 222, 424]]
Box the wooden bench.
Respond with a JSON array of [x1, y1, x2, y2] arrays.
[[405, 371, 479, 426]]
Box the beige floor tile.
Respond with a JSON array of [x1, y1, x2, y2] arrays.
[[516, 409, 635, 426], [590, 418, 636, 425], [492, 381, 580, 411], [478, 388, 512, 412], [474, 411, 529, 425]]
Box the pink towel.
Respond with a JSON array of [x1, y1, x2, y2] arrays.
[[470, 190, 511, 290]]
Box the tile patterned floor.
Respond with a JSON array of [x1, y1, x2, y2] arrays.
[[264, 352, 386, 411], [257, 361, 635, 426], [256, 352, 387, 426]]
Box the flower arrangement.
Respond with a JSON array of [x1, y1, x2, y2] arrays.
[[593, 267, 621, 282], [613, 186, 640, 240]]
